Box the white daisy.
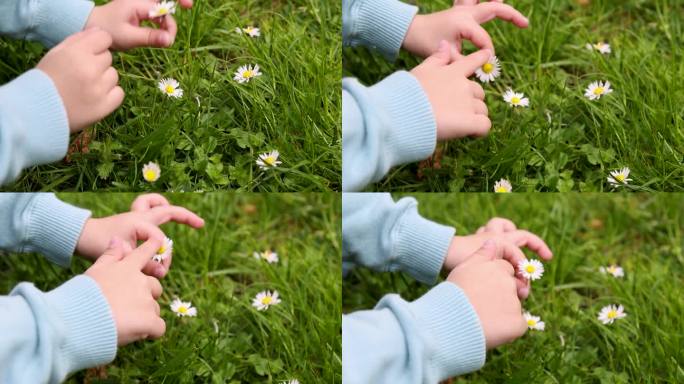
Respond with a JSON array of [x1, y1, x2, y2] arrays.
[[149, 1, 176, 18], [153, 237, 173, 263], [475, 55, 501, 83], [523, 312, 545, 331], [252, 290, 281, 311], [256, 150, 282, 170], [158, 78, 183, 98], [584, 81, 613, 100], [233, 64, 262, 84], [599, 265, 624, 278], [170, 298, 197, 317], [518, 259, 544, 280], [282, 380, 300, 384], [142, 162, 161, 182], [494, 178, 512, 193], [597, 304, 627, 325], [253, 250, 279, 264], [607, 167, 632, 188], [503, 89, 529, 107], [236, 26, 261, 37], [585, 42, 611, 54]]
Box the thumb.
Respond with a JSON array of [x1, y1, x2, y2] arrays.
[[453, 49, 493, 77], [422, 40, 452, 67], [96, 236, 126, 264], [466, 239, 500, 265]]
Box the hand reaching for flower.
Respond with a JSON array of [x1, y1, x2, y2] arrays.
[[85, 0, 193, 50], [447, 240, 528, 349], [85, 237, 165, 346], [410, 43, 491, 139], [76, 194, 205, 278], [443, 217, 553, 298], [402, 1, 528, 60]]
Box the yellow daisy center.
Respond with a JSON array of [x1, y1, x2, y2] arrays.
[[158, 7, 169, 15], [482, 63, 494, 74], [245, 27, 255, 33], [263, 156, 276, 166], [261, 296, 273, 305], [608, 266, 617, 273], [607, 310, 618, 319], [165, 85, 175, 94], [144, 170, 157, 181], [527, 319, 536, 327], [526, 265, 536, 273], [243, 70, 254, 78], [157, 245, 166, 255], [178, 306, 188, 314], [495, 186, 508, 193], [593, 87, 605, 95], [511, 96, 521, 104]]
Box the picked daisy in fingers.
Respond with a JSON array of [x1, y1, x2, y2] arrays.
[[153, 237, 173, 263], [518, 259, 544, 281], [158, 78, 183, 98], [503, 89, 529, 108], [236, 26, 261, 37], [599, 265, 624, 278], [256, 150, 282, 170], [597, 304, 627, 325], [475, 55, 501, 83], [170, 298, 197, 317], [585, 42, 611, 54], [584, 81, 613, 100], [523, 312, 545, 331], [607, 167, 632, 188], [233, 64, 262, 84], [142, 162, 161, 183], [252, 290, 282, 311], [149, 1, 176, 18], [253, 250, 279, 264], [494, 178, 512, 193]]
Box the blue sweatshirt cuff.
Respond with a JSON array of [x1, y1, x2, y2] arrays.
[[393, 206, 455, 284], [367, 71, 437, 170], [31, 1, 94, 47], [406, 282, 486, 379], [344, 0, 418, 60], [25, 194, 91, 267], [0, 69, 70, 184]]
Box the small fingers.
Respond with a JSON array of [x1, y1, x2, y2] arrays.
[[494, 259, 515, 276], [101, 86, 125, 116], [102, 66, 119, 90], [131, 193, 171, 212], [470, 81, 485, 99], [473, 99, 488, 115], [146, 316, 167, 339], [509, 230, 554, 260], [461, 114, 492, 137], [485, 217, 517, 233], [459, 23, 494, 55], [147, 276, 163, 299], [473, 2, 529, 27], [149, 205, 205, 228]]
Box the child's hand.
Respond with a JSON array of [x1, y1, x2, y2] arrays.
[[36, 28, 123, 133], [130, 193, 173, 212], [76, 197, 205, 278], [443, 217, 553, 298], [85, 237, 165, 346], [85, 0, 190, 50], [447, 240, 527, 349], [402, 1, 528, 59], [411, 42, 491, 139]]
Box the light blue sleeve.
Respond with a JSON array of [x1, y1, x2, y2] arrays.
[[0, 0, 94, 47], [342, 73, 437, 192], [342, 192, 454, 285], [343, 0, 418, 61], [342, 283, 487, 383], [0, 193, 118, 383]]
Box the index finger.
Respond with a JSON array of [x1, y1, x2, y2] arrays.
[[149, 205, 205, 228], [472, 2, 529, 28], [131, 193, 171, 212], [127, 238, 163, 270], [508, 230, 554, 260], [452, 49, 493, 77]]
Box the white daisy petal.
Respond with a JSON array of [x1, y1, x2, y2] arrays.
[[233, 64, 263, 84], [170, 297, 197, 317], [152, 237, 173, 263], [256, 150, 282, 170], [518, 259, 545, 280], [158, 78, 183, 98], [142, 162, 161, 182], [523, 312, 545, 331], [251, 290, 282, 311], [597, 304, 627, 325], [607, 167, 631, 188], [584, 81, 613, 100], [503, 89, 529, 108], [149, 1, 176, 18], [475, 55, 501, 83], [494, 178, 512, 193], [599, 265, 624, 278]]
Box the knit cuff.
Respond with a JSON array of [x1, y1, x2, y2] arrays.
[[345, 0, 417, 60], [25, 194, 91, 267], [43, 275, 118, 372], [393, 205, 455, 284], [408, 282, 486, 379], [32, 0, 95, 47], [366, 71, 437, 169]]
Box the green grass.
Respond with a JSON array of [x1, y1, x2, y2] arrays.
[[0, 0, 341, 191], [344, 0, 684, 192], [0, 193, 341, 383], [343, 193, 684, 382]]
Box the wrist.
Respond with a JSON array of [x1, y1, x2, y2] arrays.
[[401, 14, 425, 55], [75, 218, 99, 261], [444, 236, 467, 271]]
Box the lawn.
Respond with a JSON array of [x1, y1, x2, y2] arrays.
[[0, 0, 341, 192], [0, 193, 341, 383], [343, 0, 684, 192], [343, 193, 684, 382]]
